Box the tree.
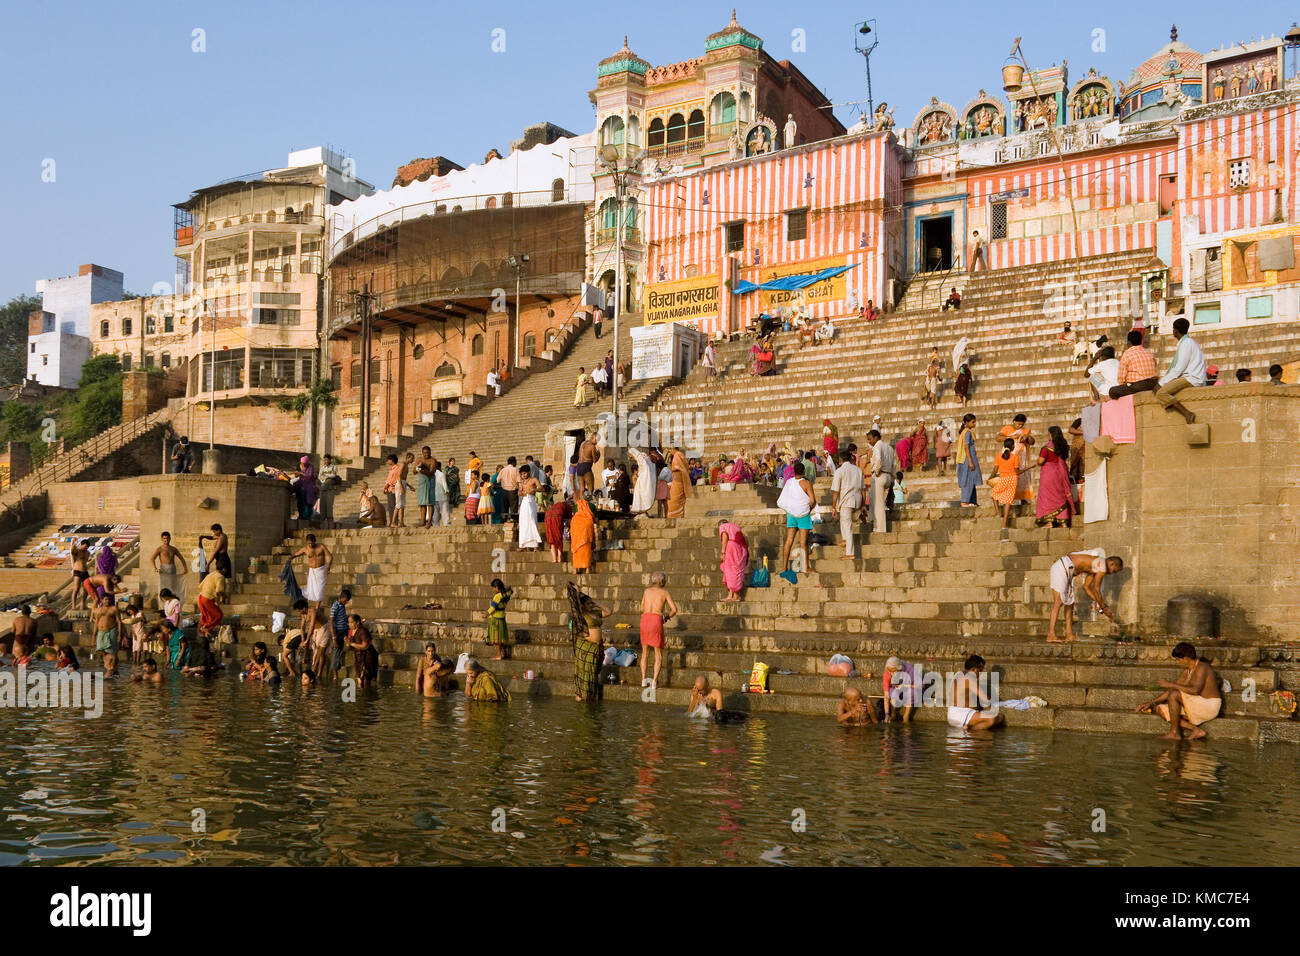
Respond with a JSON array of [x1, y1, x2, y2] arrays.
[[0, 293, 42, 385], [276, 377, 338, 417], [66, 353, 123, 443]]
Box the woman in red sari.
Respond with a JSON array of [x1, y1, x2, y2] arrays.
[[822, 419, 839, 458], [545, 497, 572, 564], [908, 420, 928, 471], [1033, 425, 1077, 527]]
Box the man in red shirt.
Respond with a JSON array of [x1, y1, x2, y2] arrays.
[[1107, 329, 1159, 399]]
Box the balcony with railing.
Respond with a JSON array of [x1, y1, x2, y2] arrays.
[[645, 137, 705, 160], [595, 226, 642, 246]]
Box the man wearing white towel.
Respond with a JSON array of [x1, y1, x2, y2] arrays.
[[292, 533, 333, 610], [1046, 549, 1123, 644]]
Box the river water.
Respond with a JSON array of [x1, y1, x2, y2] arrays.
[[2, 673, 1299, 866]]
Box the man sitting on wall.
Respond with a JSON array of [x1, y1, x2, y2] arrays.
[[942, 288, 962, 311]]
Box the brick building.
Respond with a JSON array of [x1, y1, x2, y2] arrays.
[[324, 130, 596, 455]]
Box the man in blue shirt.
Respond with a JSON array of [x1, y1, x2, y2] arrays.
[[329, 588, 352, 675], [1155, 317, 1205, 424]]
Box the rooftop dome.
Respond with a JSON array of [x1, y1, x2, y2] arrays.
[[705, 9, 762, 52], [597, 36, 650, 77], [1125, 25, 1202, 90]]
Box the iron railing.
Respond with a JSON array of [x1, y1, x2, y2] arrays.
[[0, 409, 171, 512]]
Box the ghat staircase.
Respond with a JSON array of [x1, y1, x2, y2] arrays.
[[335, 316, 671, 500], [649, 250, 1300, 485], [27, 251, 1300, 742], [85, 481, 1292, 743]]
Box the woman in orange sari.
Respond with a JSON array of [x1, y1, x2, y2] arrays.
[[996, 414, 1035, 502], [667, 447, 691, 518], [570, 497, 597, 574]]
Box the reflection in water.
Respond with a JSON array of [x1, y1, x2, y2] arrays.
[[1, 675, 1299, 866]]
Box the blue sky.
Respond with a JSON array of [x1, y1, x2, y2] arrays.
[[0, 0, 1290, 300]]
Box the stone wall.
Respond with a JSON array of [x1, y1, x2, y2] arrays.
[[121, 369, 185, 420], [138, 474, 293, 581], [1087, 384, 1300, 641], [168, 401, 311, 452], [47, 479, 141, 524]]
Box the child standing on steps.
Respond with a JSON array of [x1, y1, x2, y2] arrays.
[[485, 578, 513, 661]]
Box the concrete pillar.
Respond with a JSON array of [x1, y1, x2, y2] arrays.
[[201, 448, 222, 474]]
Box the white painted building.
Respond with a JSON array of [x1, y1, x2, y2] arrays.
[[27, 330, 92, 389], [27, 264, 123, 387]]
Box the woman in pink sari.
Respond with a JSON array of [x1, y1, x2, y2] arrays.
[[718, 521, 749, 601], [1033, 425, 1077, 528], [908, 420, 928, 471], [894, 435, 911, 474], [720, 457, 754, 483]]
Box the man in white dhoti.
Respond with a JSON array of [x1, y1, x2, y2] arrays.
[[1047, 549, 1122, 643], [292, 533, 333, 608], [516, 466, 543, 550], [629, 447, 657, 515]]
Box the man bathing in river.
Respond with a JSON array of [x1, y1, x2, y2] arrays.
[[638, 572, 678, 690], [837, 687, 878, 726], [1136, 642, 1222, 740], [292, 534, 333, 610], [947, 655, 1004, 731], [1047, 549, 1123, 643]]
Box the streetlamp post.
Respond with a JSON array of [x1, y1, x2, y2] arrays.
[[597, 143, 644, 416]]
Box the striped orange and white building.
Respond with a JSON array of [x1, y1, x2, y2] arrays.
[[642, 132, 901, 335]]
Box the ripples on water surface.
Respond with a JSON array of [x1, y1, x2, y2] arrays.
[[2, 673, 1299, 866]]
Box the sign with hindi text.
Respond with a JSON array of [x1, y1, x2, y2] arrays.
[[644, 275, 720, 325]]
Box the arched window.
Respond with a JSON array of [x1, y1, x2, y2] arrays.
[[551, 178, 565, 202], [522, 333, 537, 357], [545, 326, 559, 345], [687, 109, 705, 141], [627, 115, 642, 147], [666, 112, 686, 144], [100, 320, 109, 338], [601, 115, 625, 148], [739, 90, 753, 122], [625, 198, 639, 234], [440, 266, 462, 284], [471, 334, 484, 356], [434, 360, 458, 378], [710, 92, 736, 127], [648, 117, 665, 149], [599, 197, 619, 230]]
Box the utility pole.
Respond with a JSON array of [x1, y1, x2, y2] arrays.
[[597, 143, 644, 416], [208, 304, 216, 451], [1008, 38, 1087, 337], [354, 284, 375, 460]]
